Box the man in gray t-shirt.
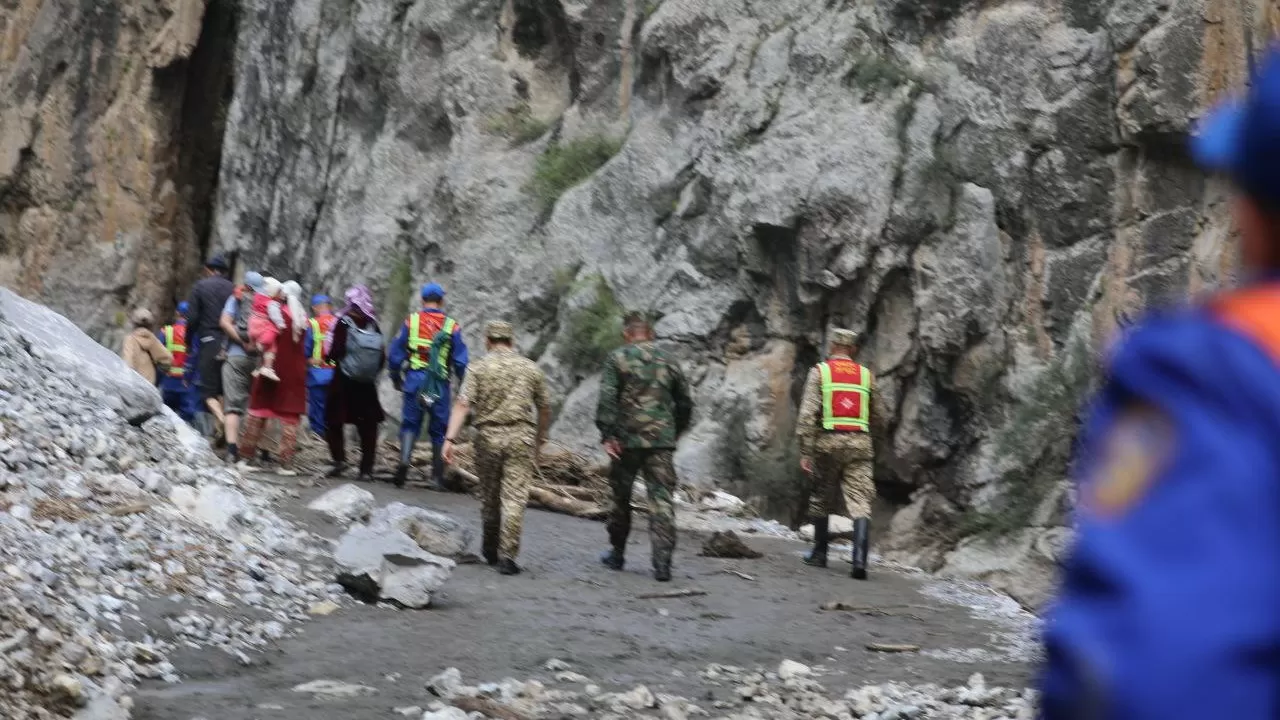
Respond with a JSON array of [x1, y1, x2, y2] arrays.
[[219, 277, 262, 462]]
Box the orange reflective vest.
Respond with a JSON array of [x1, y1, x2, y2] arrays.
[[162, 324, 187, 378], [819, 358, 871, 432], [309, 314, 337, 368], [408, 313, 457, 372]]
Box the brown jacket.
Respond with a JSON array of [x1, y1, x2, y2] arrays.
[[121, 328, 173, 385]]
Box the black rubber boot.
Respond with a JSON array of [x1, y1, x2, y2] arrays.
[[497, 558, 521, 576], [325, 462, 347, 479], [653, 566, 672, 582], [394, 430, 416, 488], [482, 531, 499, 566], [803, 516, 830, 568], [852, 517, 871, 580], [431, 442, 448, 491], [600, 548, 625, 571]]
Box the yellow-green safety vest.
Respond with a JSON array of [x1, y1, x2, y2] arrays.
[[819, 358, 872, 432]]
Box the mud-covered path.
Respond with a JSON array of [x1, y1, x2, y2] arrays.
[[133, 478, 1036, 720]]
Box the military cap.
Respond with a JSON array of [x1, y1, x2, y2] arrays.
[[623, 310, 653, 327], [830, 328, 858, 347], [485, 320, 514, 340]]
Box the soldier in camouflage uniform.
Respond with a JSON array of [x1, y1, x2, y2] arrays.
[[596, 311, 694, 582], [796, 328, 876, 579], [443, 321, 551, 576]]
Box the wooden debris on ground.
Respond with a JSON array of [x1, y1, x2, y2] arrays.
[[722, 569, 756, 581], [866, 643, 921, 653], [635, 588, 707, 600], [699, 530, 763, 559], [821, 602, 925, 620]]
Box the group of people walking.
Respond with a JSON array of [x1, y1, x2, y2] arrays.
[[126, 256, 880, 583]]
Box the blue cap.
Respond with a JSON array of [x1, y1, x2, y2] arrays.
[[311, 294, 331, 306], [421, 282, 445, 301], [205, 254, 230, 272], [177, 301, 190, 315], [1193, 47, 1280, 208], [244, 271, 265, 292]]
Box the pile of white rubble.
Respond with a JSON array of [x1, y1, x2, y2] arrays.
[[0, 289, 342, 719]]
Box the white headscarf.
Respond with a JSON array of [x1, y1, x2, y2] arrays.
[[282, 280, 308, 340], [261, 276, 282, 298]]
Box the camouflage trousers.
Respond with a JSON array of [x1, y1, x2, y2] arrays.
[[607, 449, 678, 571], [475, 425, 537, 561], [807, 432, 875, 519]]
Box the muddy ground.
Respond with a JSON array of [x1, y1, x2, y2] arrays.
[[132, 477, 1036, 720]]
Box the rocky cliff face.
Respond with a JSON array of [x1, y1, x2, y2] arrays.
[[3, 0, 1272, 607], [0, 0, 237, 347]]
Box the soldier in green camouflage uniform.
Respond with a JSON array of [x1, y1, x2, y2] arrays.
[[796, 328, 876, 579], [444, 321, 551, 576], [595, 311, 694, 582]]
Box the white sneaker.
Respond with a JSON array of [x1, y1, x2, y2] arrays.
[[258, 367, 280, 382], [276, 468, 299, 477], [235, 461, 258, 474]]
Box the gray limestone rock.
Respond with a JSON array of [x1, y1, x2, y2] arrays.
[[307, 484, 376, 526], [367, 502, 473, 558], [334, 524, 455, 608]]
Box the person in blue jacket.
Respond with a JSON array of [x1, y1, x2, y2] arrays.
[[304, 294, 338, 438], [388, 283, 468, 489], [1041, 46, 1280, 719]]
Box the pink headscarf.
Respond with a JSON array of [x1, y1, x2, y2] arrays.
[[342, 284, 378, 321], [325, 284, 378, 356]]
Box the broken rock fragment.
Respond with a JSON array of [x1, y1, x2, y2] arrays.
[[334, 524, 454, 608]]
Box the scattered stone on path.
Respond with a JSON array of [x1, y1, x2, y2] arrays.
[[544, 658, 571, 672], [698, 530, 763, 559], [334, 524, 454, 608], [394, 707, 423, 717], [777, 659, 812, 680], [290, 679, 377, 697], [306, 483, 375, 525], [307, 600, 340, 616], [368, 502, 473, 557]]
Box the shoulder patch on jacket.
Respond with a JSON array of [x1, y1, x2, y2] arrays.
[[1084, 403, 1174, 519]]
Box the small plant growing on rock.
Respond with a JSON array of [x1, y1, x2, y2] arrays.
[[484, 105, 551, 145], [525, 135, 624, 210], [962, 336, 1095, 538], [845, 52, 919, 99], [561, 274, 623, 374], [383, 255, 413, 335]]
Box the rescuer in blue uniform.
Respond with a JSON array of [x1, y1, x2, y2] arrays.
[[1041, 47, 1280, 719], [158, 302, 197, 424], [304, 294, 338, 438], [388, 283, 468, 489]]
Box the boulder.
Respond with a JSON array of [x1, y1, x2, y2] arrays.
[[368, 502, 472, 558], [307, 484, 376, 525], [334, 524, 454, 608], [0, 288, 161, 423]]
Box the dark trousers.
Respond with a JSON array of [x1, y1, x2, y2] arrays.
[[327, 422, 378, 475], [607, 448, 678, 571]]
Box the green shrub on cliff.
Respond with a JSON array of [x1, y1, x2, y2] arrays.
[[526, 135, 623, 210], [562, 274, 623, 374]]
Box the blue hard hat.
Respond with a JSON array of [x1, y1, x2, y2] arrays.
[[1194, 47, 1280, 208], [177, 301, 190, 315], [421, 282, 445, 300], [311, 294, 331, 306]]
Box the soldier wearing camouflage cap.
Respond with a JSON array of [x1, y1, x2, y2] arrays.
[[596, 311, 694, 582], [796, 328, 875, 579], [443, 320, 550, 576]]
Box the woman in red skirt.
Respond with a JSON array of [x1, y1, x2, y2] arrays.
[[238, 287, 309, 475]]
